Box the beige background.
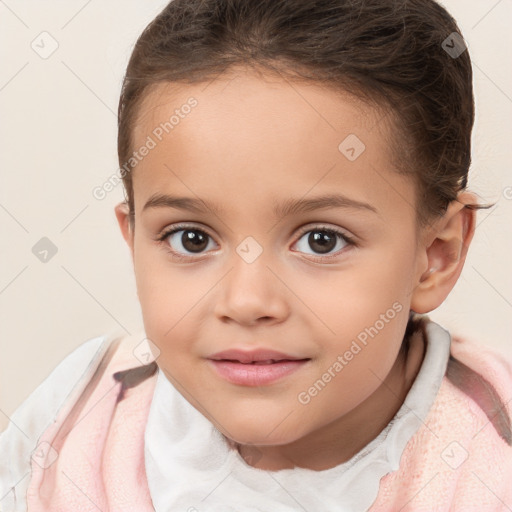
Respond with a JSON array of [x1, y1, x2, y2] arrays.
[[1, 0, 511, 434]]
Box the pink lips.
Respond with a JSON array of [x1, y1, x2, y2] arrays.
[[208, 348, 310, 386]]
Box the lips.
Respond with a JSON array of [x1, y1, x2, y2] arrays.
[[207, 348, 311, 386]]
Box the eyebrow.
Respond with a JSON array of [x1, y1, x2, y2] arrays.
[[142, 193, 378, 217]]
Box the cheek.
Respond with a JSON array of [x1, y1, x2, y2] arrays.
[[300, 242, 414, 380], [132, 246, 210, 356], [304, 245, 413, 329], [133, 245, 179, 334]]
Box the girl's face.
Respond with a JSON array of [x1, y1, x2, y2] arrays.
[[117, 67, 432, 467]]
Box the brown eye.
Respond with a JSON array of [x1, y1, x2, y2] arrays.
[[180, 230, 209, 252], [293, 227, 351, 258], [307, 230, 337, 254], [164, 228, 214, 255]]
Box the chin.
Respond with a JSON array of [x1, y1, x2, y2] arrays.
[[219, 418, 304, 448]]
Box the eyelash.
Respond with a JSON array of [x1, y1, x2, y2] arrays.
[[155, 223, 356, 262]]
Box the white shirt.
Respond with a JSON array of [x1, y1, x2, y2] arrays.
[[0, 319, 451, 512]]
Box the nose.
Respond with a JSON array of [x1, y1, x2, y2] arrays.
[[213, 249, 290, 326]]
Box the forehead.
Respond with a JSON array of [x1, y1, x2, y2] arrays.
[[134, 67, 386, 145], [130, 67, 415, 225]]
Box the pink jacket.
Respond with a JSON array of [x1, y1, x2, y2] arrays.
[[26, 328, 512, 511]]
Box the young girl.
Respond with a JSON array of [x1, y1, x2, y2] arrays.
[[2, 0, 512, 510]]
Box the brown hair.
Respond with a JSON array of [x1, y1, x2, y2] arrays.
[[117, 0, 494, 228]]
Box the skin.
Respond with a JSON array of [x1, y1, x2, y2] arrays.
[[115, 65, 476, 471]]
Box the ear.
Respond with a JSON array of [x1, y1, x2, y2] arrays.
[[410, 191, 477, 314], [114, 202, 134, 258]]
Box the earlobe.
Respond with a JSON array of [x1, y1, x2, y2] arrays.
[[114, 202, 134, 254], [410, 192, 477, 314]]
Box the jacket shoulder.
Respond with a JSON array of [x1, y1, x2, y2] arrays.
[[371, 333, 512, 510], [447, 333, 512, 445]]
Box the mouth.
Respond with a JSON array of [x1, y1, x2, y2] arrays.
[[209, 348, 309, 364], [207, 355, 311, 386], [217, 358, 310, 365]]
